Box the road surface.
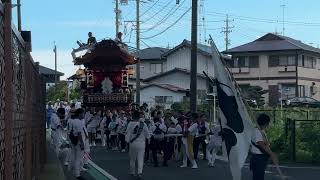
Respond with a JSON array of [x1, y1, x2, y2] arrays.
[[89, 147, 320, 180]]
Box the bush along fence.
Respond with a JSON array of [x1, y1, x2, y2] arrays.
[[0, 2, 46, 180]]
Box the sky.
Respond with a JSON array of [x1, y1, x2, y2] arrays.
[[16, 0, 320, 79]]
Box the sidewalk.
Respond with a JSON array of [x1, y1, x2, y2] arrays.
[[38, 130, 66, 180]]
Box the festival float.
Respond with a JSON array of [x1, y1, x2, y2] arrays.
[[71, 33, 136, 108]]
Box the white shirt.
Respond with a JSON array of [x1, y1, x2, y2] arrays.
[[108, 120, 118, 135], [251, 128, 266, 154], [151, 122, 167, 137], [188, 122, 209, 137], [175, 124, 182, 133], [70, 118, 86, 143], [87, 115, 101, 128], [188, 123, 199, 136], [167, 127, 178, 134], [50, 113, 61, 129], [117, 117, 128, 134], [125, 120, 150, 144]]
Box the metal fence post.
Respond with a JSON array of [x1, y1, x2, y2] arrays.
[[4, 1, 13, 180], [290, 119, 296, 162]]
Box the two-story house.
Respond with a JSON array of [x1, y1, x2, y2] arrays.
[[224, 33, 320, 106], [139, 39, 215, 107]]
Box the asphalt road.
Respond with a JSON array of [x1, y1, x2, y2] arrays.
[[89, 147, 320, 180]]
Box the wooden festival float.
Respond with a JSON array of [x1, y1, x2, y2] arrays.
[[71, 38, 137, 108]]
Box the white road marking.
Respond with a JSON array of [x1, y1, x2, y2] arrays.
[[88, 159, 118, 180]]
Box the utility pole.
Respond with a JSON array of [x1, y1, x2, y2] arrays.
[[281, 4, 285, 35], [221, 14, 234, 51], [136, 0, 141, 105], [17, 0, 22, 31], [115, 0, 120, 35], [54, 43, 58, 92], [190, 0, 198, 113]]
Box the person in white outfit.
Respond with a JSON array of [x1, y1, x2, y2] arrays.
[[87, 111, 101, 146], [69, 108, 86, 180], [126, 110, 150, 180], [206, 124, 222, 167], [117, 112, 128, 152], [180, 113, 198, 169], [51, 111, 62, 156], [108, 114, 119, 150]]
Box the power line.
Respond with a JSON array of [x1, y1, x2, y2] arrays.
[[141, 7, 191, 40], [206, 11, 320, 26], [141, 0, 187, 33], [140, 0, 160, 17], [140, 0, 172, 24]]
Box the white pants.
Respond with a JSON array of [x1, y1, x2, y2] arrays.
[[181, 137, 197, 166], [129, 142, 145, 175], [51, 129, 62, 155], [206, 147, 218, 164], [71, 145, 84, 177]]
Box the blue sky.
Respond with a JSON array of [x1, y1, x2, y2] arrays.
[[17, 0, 320, 79]]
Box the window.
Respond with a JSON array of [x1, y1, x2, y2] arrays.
[[298, 85, 306, 97], [233, 56, 249, 67], [249, 56, 259, 68], [298, 55, 316, 68], [269, 55, 296, 67], [304, 56, 316, 68], [155, 96, 173, 104], [269, 55, 279, 67], [150, 63, 162, 74]]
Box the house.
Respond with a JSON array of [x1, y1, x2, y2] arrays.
[[224, 33, 320, 106], [133, 47, 169, 74], [133, 40, 216, 107], [139, 84, 188, 109], [39, 65, 64, 90], [142, 68, 211, 106], [162, 39, 215, 77]]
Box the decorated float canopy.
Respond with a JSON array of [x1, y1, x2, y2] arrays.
[[72, 39, 137, 71], [71, 38, 136, 107]]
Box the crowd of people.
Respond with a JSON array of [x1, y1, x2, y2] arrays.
[[47, 102, 278, 180]]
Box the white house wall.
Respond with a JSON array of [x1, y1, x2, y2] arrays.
[[147, 71, 208, 90], [137, 86, 185, 108], [166, 48, 215, 77]]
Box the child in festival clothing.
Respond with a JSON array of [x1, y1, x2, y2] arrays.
[[108, 114, 119, 150], [206, 124, 222, 167], [163, 122, 178, 166], [117, 111, 128, 152]]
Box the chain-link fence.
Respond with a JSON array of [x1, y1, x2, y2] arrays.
[[0, 2, 46, 180]]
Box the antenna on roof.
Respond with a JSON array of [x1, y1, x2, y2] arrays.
[[280, 3, 286, 36]]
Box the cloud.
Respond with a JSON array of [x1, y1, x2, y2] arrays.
[[31, 49, 80, 80], [56, 20, 114, 28]]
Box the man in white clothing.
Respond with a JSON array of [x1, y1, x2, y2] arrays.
[[69, 108, 86, 180], [126, 110, 150, 180], [51, 111, 62, 155]]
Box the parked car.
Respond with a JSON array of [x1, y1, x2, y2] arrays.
[[286, 97, 320, 108]]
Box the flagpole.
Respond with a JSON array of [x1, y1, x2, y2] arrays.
[[54, 42, 57, 92]]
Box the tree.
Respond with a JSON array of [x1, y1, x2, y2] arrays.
[[240, 85, 268, 107], [46, 81, 68, 102]]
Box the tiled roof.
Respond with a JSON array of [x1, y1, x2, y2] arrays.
[[39, 65, 64, 76], [162, 39, 212, 58], [141, 83, 187, 92], [134, 47, 169, 60], [143, 67, 208, 82], [225, 33, 320, 54]]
